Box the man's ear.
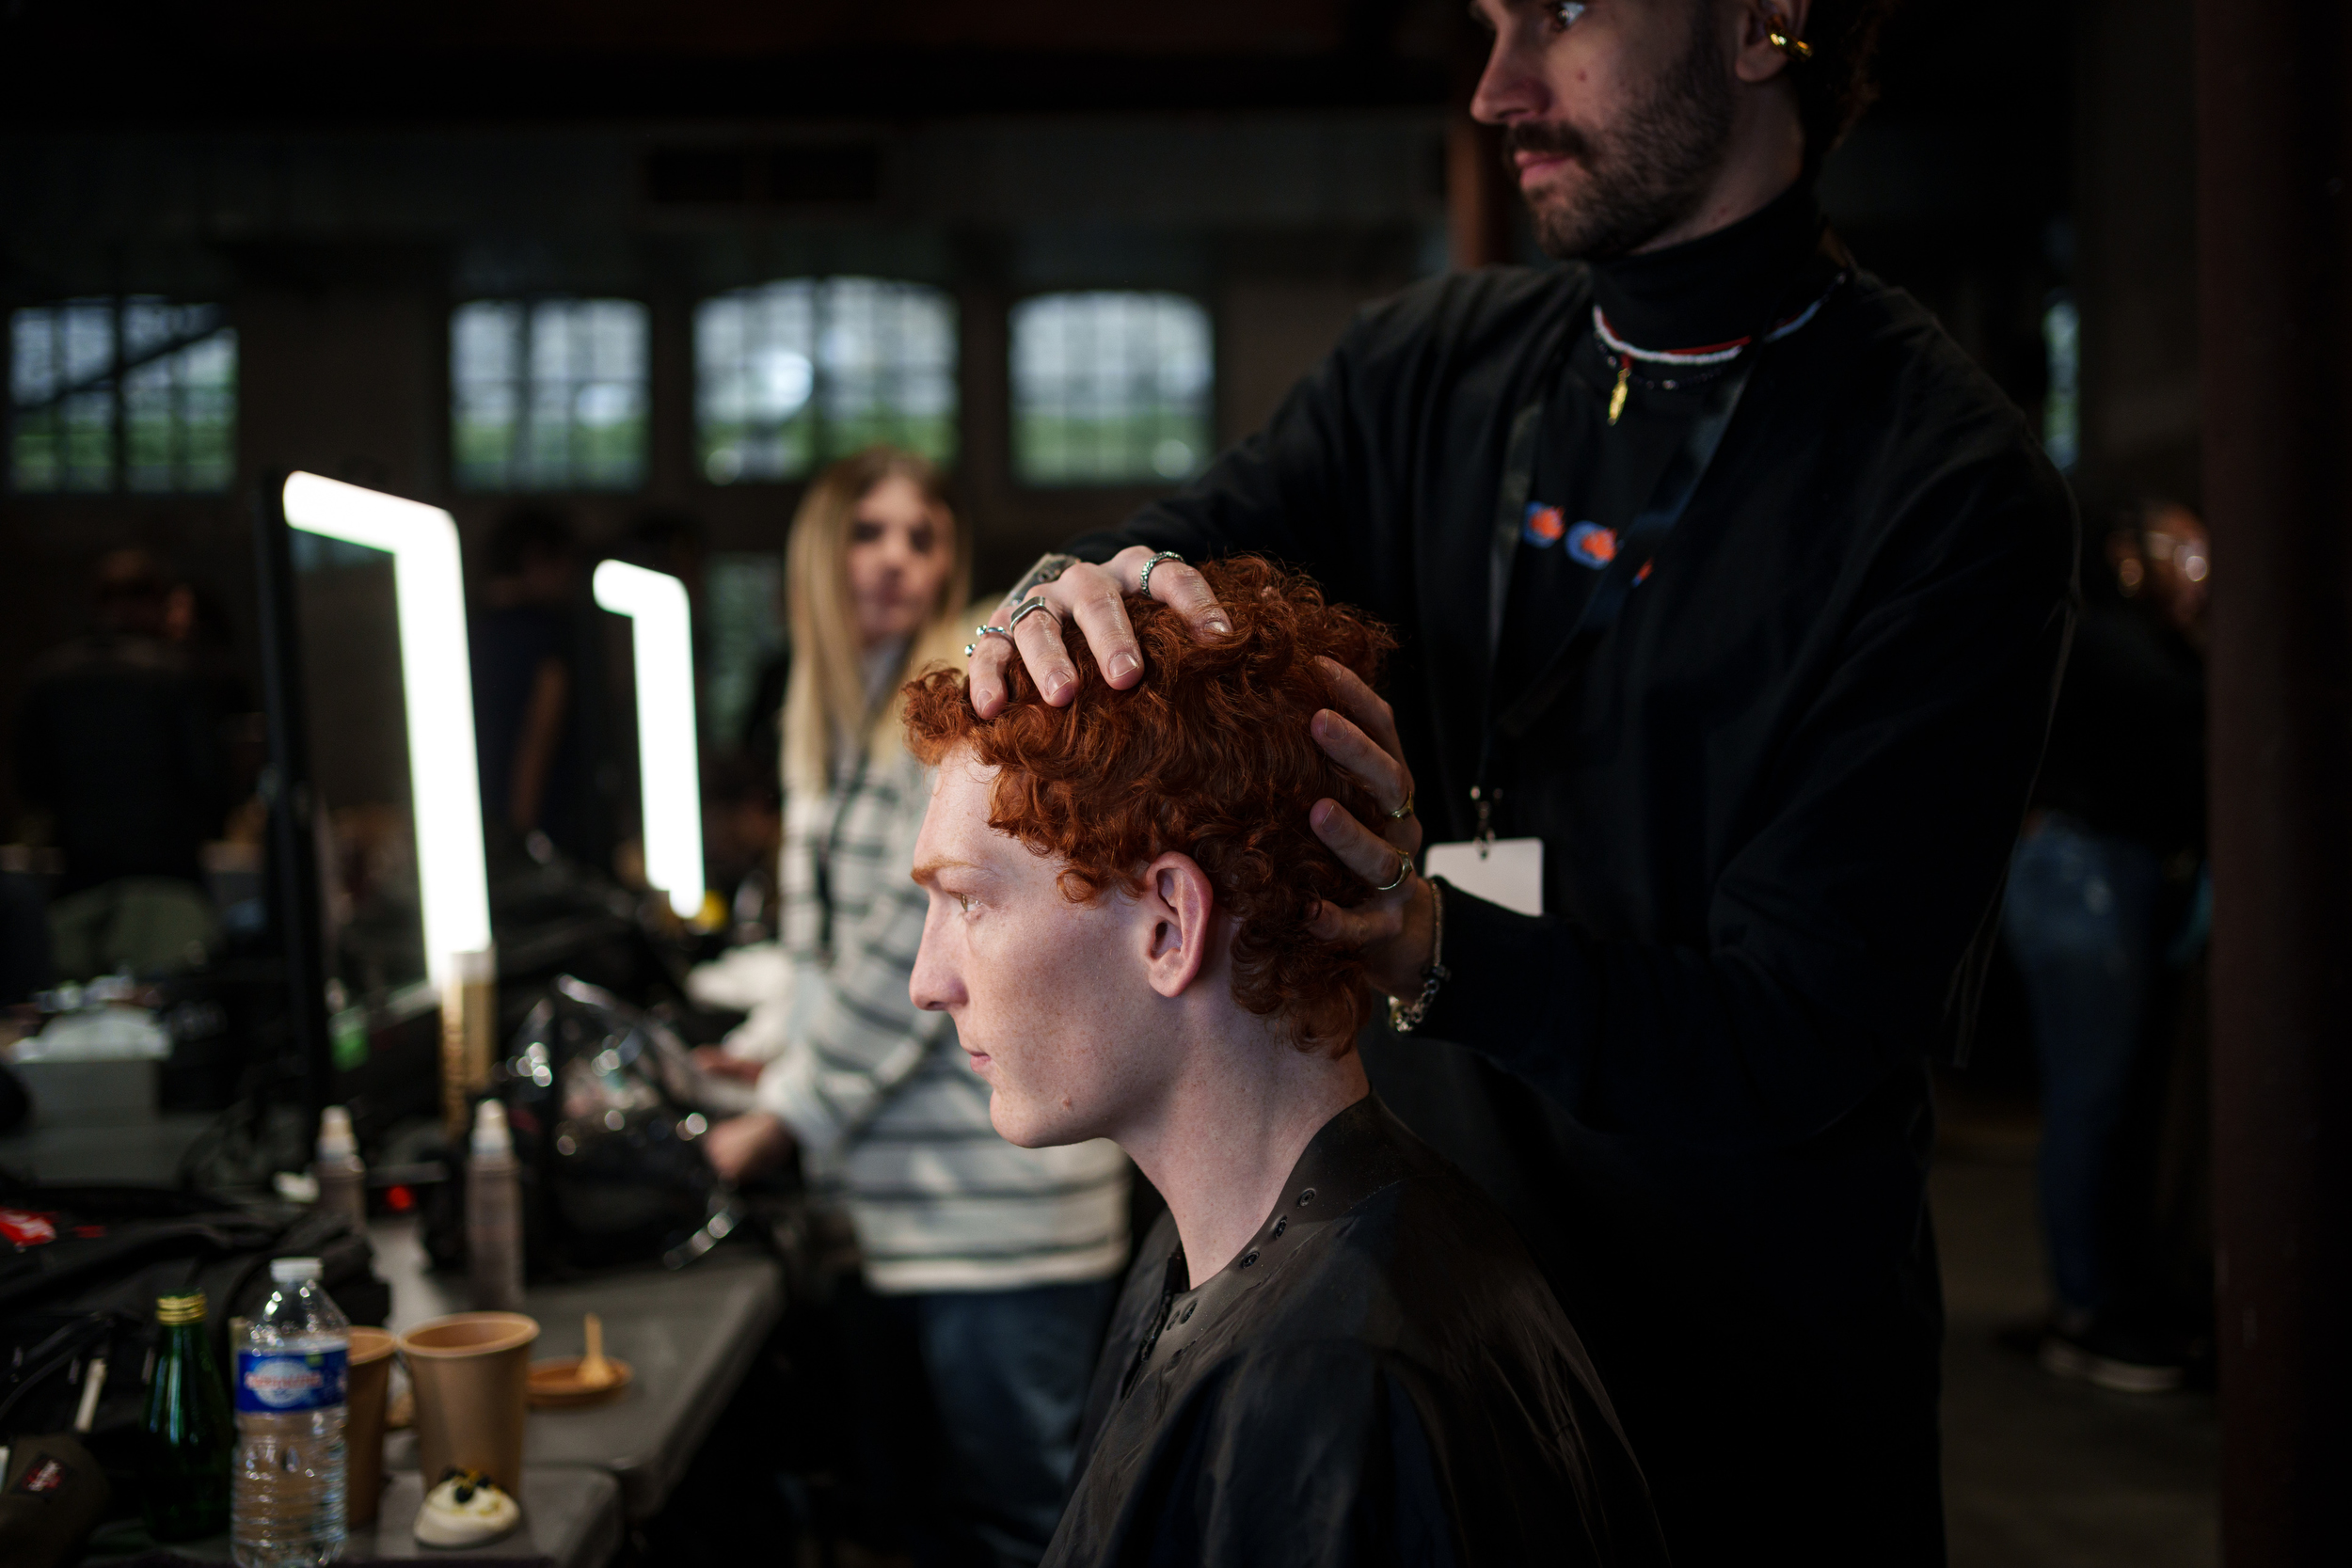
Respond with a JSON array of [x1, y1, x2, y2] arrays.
[[1138, 853, 1217, 1001], [1734, 0, 1812, 85]]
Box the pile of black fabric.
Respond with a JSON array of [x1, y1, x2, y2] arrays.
[[0, 1181, 384, 1507]]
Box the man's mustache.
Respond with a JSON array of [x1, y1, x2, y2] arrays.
[[1501, 121, 1594, 165]]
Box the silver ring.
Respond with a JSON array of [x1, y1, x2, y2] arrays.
[[1387, 788, 1415, 821], [1372, 852, 1412, 894], [1009, 598, 1058, 632], [1138, 550, 1184, 597], [965, 624, 1014, 659]]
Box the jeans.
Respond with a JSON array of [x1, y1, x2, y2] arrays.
[[849, 1277, 1118, 1568], [2002, 814, 2164, 1316]]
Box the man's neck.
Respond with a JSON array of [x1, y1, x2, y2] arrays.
[[1589, 178, 1824, 353], [1118, 1021, 1370, 1290]]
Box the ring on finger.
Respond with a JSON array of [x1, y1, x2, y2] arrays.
[[1009, 597, 1058, 632], [1387, 788, 1415, 821], [1138, 550, 1184, 596], [1372, 852, 1412, 894], [965, 624, 1015, 658]]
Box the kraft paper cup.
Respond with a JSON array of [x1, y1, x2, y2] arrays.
[[397, 1312, 539, 1496], [345, 1327, 397, 1524]]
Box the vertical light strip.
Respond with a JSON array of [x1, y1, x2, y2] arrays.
[[592, 560, 707, 919], [281, 472, 494, 985]]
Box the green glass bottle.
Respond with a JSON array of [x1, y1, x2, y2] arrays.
[[139, 1291, 234, 1542]]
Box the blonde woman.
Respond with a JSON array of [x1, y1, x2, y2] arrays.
[[698, 448, 1128, 1568]]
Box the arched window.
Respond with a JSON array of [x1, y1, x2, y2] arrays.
[[1010, 292, 1212, 485], [695, 277, 957, 483]]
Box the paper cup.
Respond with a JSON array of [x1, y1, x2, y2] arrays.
[[344, 1327, 397, 1524], [396, 1312, 538, 1495]]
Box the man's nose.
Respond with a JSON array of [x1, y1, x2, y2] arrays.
[[1470, 27, 1546, 126], [909, 926, 958, 1013]]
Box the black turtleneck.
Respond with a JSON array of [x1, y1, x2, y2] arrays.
[[1497, 182, 1838, 707], [1590, 179, 1829, 348], [1071, 182, 2074, 1566]]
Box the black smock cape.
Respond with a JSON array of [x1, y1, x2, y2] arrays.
[[1070, 185, 2076, 1566], [1044, 1094, 1668, 1568]]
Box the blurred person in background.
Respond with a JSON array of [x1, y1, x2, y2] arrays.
[[2003, 499, 2208, 1391], [471, 507, 605, 868], [693, 449, 1129, 1568], [13, 548, 231, 979]]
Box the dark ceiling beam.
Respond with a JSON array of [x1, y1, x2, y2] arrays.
[[0, 47, 1451, 130]]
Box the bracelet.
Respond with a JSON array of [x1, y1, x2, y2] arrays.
[[1387, 878, 1450, 1035]]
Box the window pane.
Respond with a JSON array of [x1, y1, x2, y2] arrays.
[[453, 298, 647, 492], [2041, 293, 2080, 474], [1011, 292, 1212, 486], [9, 297, 235, 495], [10, 302, 115, 492], [123, 300, 236, 494], [694, 277, 955, 484]]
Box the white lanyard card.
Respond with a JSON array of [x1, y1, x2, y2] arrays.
[[1422, 837, 1544, 917]]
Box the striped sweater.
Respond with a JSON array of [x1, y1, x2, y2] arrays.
[[735, 738, 1129, 1294]]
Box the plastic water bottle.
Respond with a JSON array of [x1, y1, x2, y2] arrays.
[[231, 1258, 348, 1568], [312, 1105, 368, 1236], [467, 1099, 525, 1312]]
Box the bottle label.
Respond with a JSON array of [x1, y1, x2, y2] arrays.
[[234, 1348, 348, 1413]]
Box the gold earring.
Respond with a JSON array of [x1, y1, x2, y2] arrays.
[[1766, 13, 1813, 58]]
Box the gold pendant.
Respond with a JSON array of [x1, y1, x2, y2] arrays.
[[1607, 358, 1630, 426]]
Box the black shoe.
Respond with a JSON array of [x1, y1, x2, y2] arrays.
[[2038, 1314, 2188, 1394]]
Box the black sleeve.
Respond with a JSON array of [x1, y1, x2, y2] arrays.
[[1424, 454, 2077, 1150], [12, 684, 55, 814]]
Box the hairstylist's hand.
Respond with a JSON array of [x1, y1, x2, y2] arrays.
[[1303, 657, 1437, 999], [966, 546, 1232, 719]]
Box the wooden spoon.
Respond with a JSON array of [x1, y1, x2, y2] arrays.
[[579, 1313, 614, 1390]]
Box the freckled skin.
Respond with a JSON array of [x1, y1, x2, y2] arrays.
[[909, 748, 1371, 1284]]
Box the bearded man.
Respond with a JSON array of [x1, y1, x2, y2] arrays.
[[967, 2, 2074, 1563]]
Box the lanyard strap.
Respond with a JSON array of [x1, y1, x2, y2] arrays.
[[1468, 296, 1790, 833], [1494, 346, 1761, 743], [811, 747, 873, 961], [1460, 239, 1851, 845]]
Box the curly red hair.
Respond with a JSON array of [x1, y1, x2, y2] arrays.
[[902, 556, 1397, 1053]]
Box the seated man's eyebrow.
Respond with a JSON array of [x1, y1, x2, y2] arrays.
[[912, 856, 978, 886]]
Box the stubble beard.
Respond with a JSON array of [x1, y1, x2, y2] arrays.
[[1510, 9, 1737, 261]]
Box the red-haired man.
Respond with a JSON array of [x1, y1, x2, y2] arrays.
[[905, 559, 1667, 1567]]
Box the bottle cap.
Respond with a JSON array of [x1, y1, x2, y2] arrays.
[[317, 1104, 358, 1160], [270, 1257, 324, 1285], [155, 1291, 207, 1325], [470, 1098, 514, 1158]]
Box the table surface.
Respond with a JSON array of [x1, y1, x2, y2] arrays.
[[82, 1466, 624, 1568], [371, 1215, 786, 1523], [0, 1111, 216, 1184]]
